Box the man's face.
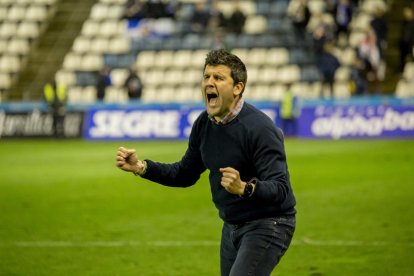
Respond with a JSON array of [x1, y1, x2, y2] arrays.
[[202, 65, 243, 121]]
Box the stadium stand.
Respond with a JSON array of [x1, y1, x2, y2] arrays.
[[2, 0, 412, 103], [0, 0, 57, 100]]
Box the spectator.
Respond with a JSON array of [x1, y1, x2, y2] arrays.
[[398, 6, 414, 72], [333, 0, 354, 41], [370, 4, 388, 60], [288, 0, 311, 39], [122, 0, 145, 20], [280, 83, 300, 137], [124, 66, 144, 101], [357, 27, 382, 94], [349, 55, 367, 95], [226, 1, 246, 34], [190, 2, 211, 33], [316, 42, 341, 98], [96, 67, 112, 102], [209, 0, 226, 32], [310, 12, 336, 55], [43, 79, 67, 138], [143, 0, 168, 19], [211, 29, 227, 50]]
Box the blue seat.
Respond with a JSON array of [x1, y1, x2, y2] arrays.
[[300, 65, 322, 82], [76, 71, 98, 86]]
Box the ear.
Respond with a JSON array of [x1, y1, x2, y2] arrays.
[[233, 82, 244, 96]]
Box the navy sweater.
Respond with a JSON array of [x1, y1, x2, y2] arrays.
[[143, 102, 296, 224]]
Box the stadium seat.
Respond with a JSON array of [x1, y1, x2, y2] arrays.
[[105, 86, 128, 103], [172, 50, 193, 68], [395, 79, 414, 98], [231, 48, 249, 64], [350, 12, 372, 31], [90, 37, 110, 54], [246, 48, 267, 66], [7, 38, 30, 55], [360, 0, 387, 14], [0, 6, 7, 20], [269, 1, 289, 17], [267, 83, 286, 101], [82, 86, 98, 103], [34, 0, 58, 4], [7, 5, 26, 22], [266, 48, 290, 66], [144, 69, 165, 86], [182, 68, 201, 86], [67, 86, 83, 103], [291, 82, 311, 98], [0, 39, 7, 52], [81, 20, 100, 37], [141, 84, 158, 103], [337, 47, 357, 66], [80, 54, 103, 71], [17, 22, 40, 39], [55, 70, 76, 86], [72, 36, 91, 54], [175, 85, 197, 103], [108, 36, 131, 54], [153, 51, 174, 69], [110, 68, 129, 88], [258, 66, 279, 83], [307, 0, 325, 15], [277, 65, 301, 84], [334, 82, 351, 98], [136, 51, 156, 69], [0, 73, 11, 90], [164, 69, 183, 85], [246, 84, 270, 101], [62, 52, 82, 71], [348, 30, 365, 48], [335, 66, 351, 82], [106, 4, 124, 20], [0, 55, 21, 73], [191, 49, 208, 69], [26, 4, 48, 22], [244, 15, 267, 34], [300, 65, 322, 82], [90, 3, 108, 21], [403, 62, 414, 82], [157, 86, 176, 103], [0, 23, 18, 39]]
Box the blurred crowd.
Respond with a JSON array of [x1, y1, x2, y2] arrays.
[[86, 0, 414, 101]]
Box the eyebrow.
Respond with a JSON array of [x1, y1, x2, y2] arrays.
[[203, 71, 227, 78]]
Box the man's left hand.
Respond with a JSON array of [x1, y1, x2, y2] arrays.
[[219, 167, 246, 196]]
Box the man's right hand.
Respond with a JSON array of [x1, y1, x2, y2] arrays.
[[116, 146, 145, 175]]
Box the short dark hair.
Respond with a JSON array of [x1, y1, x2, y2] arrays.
[[204, 49, 247, 93]]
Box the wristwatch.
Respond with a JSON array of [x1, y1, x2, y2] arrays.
[[242, 179, 256, 198]]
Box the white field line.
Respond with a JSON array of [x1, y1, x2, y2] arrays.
[[1, 238, 414, 248]]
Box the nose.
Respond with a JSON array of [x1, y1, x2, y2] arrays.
[[204, 76, 215, 86]]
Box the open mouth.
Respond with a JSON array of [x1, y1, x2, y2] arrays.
[[206, 93, 218, 104]]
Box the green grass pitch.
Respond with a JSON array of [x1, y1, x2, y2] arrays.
[[0, 139, 413, 275]]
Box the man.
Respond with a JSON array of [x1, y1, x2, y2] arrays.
[[280, 83, 300, 137], [116, 49, 296, 275], [124, 66, 144, 101], [43, 79, 67, 138]]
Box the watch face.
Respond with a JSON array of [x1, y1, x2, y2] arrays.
[[244, 183, 253, 197]]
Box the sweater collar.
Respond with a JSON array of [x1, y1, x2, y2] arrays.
[[209, 98, 244, 125]]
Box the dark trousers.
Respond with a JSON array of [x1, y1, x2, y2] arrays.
[[220, 216, 295, 276]]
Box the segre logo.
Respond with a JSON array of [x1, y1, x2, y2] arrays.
[[89, 110, 180, 138]]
